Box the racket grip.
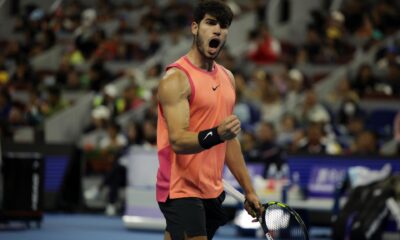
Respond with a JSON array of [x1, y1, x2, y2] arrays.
[[223, 179, 246, 202]]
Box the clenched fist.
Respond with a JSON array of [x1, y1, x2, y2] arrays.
[[217, 115, 241, 141]]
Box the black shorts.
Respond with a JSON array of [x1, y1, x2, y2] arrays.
[[158, 191, 228, 240]]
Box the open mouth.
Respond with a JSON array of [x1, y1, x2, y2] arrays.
[[209, 38, 221, 49]]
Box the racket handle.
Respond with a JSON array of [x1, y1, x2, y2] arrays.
[[223, 179, 246, 203]]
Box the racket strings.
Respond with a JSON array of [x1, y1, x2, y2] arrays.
[[264, 205, 307, 239]]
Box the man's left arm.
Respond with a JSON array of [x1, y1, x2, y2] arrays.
[[225, 138, 262, 217]]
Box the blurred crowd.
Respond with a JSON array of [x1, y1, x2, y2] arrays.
[[0, 0, 399, 159]]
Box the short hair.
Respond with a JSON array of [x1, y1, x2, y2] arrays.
[[193, 0, 233, 28]]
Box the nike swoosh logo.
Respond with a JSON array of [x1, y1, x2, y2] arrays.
[[203, 131, 213, 140], [212, 84, 220, 91]]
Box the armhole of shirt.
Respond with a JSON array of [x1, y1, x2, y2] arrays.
[[166, 63, 196, 105], [219, 65, 236, 105]]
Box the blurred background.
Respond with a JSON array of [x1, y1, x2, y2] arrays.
[[0, 0, 399, 239]]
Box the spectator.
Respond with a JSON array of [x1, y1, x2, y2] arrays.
[[85, 121, 128, 216], [294, 88, 331, 126], [125, 121, 144, 146], [302, 26, 322, 63], [10, 59, 37, 88], [25, 89, 44, 126], [295, 122, 341, 155], [247, 121, 287, 178], [233, 71, 261, 128], [120, 83, 145, 113], [141, 116, 157, 148], [350, 130, 379, 155], [336, 98, 364, 126], [74, 8, 104, 60], [8, 102, 26, 128], [325, 77, 359, 111], [276, 113, 302, 149], [378, 62, 400, 96], [40, 86, 69, 117], [284, 69, 306, 114], [99, 121, 128, 152], [240, 129, 257, 162], [80, 106, 110, 153], [247, 24, 281, 64], [94, 32, 121, 61], [337, 116, 366, 151], [259, 81, 284, 127], [93, 84, 121, 117], [87, 60, 112, 92], [65, 68, 83, 90], [351, 64, 378, 97]]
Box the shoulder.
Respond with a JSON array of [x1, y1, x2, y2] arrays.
[[158, 67, 191, 100], [159, 68, 189, 90], [218, 64, 235, 88]]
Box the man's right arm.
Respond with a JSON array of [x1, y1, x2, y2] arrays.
[[158, 68, 241, 154], [158, 68, 202, 154]]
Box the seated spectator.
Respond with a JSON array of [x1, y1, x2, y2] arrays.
[[324, 77, 359, 111], [40, 85, 69, 117], [86, 60, 113, 92], [284, 69, 306, 114], [25, 89, 44, 126], [74, 8, 104, 60], [336, 98, 364, 126], [9, 59, 37, 89], [87, 117, 157, 216], [80, 105, 110, 151], [377, 61, 400, 96], [85, 121, 128, 216], [99, 121, 128, 153], [93, 84, 124, 118], [247, 25, 281, 64], [120, 83, 145, 112], [302, 25, 322, 63], [246, 121, 287, 178], [350, 130, 379, 155], [259, 81, 284, 127], [240, 129, 256, 162], [8, 102, 27, 128], [351, 64, 378, 97], [65, 69, 83, 90], [276, 113, 302, 149], [294, 88, 331, 126], [337, 116, 366, 151], [295, 122, 341, 155]]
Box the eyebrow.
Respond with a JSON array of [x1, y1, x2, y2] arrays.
[[205, 17, 217, 22]]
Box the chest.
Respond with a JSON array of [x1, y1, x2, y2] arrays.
[[190, 73, 235, 112]]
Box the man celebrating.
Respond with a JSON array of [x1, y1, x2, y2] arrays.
[[156, 1, 262, 239]]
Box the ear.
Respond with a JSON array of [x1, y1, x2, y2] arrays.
[[191, 21, 198, 36]]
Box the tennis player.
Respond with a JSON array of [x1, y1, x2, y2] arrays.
[[156, 1, 262, 239]]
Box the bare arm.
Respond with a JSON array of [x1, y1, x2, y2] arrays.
[[158, 68, 241, 154], [225, 139, 255, 195], [158, 68, 202, 154], [224, 68, 262, 217], [225, 139, 262, 217]]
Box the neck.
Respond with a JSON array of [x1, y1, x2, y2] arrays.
[[186, 47, 214, 72]]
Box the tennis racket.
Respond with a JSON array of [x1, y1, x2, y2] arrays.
[[223, 179, 309, 240]]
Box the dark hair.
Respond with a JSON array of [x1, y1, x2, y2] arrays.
[[194, 0, 233, 28]]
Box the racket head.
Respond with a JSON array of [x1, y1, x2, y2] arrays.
[[258, 201, 309, 240]]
